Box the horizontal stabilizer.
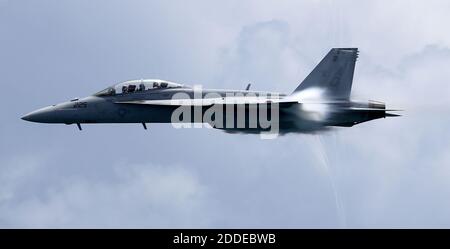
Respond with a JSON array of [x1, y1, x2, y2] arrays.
[[385, 113, 402, 117], [343, 108, 403, 112], [341, 107, 403, 118]]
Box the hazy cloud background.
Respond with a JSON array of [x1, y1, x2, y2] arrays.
[[1, 0, 450, 228]]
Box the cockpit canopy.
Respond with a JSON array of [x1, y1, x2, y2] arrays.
[[94, 79, 185, 96]]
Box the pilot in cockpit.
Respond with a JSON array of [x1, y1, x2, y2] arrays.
[[128, 85, 136, 92], [139, 83, 145, 91], [94, 79, 185, 97]]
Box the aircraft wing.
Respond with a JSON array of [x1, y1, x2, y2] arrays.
[[115, 97, 299, 106]]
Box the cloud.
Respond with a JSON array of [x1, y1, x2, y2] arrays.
[[2, 0, 450, 228], [217, 20, 304, 91], [0, 155, 213, 228]]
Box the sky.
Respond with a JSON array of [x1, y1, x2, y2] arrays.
[[1, 0, 450, 228]]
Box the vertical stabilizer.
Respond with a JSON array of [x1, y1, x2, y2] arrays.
[[293, 48, 358, 99]]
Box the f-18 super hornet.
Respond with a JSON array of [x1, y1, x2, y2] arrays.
[[22, 48, 400, 136]]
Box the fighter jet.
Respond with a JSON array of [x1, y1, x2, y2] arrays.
[[22, 48, 400, 135]]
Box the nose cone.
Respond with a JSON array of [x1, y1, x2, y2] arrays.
[[21, 106, 57, 123]]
